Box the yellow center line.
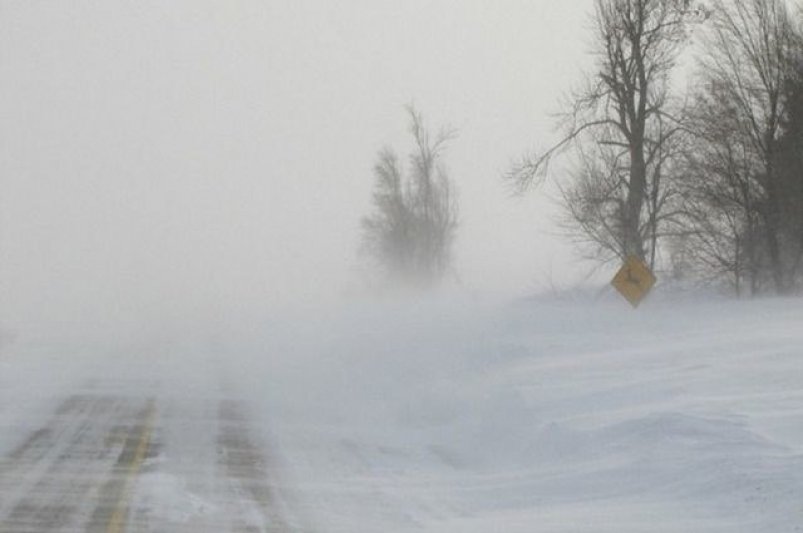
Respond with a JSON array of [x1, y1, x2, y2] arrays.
[[106, 399, 157, 533]]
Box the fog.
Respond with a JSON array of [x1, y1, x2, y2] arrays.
[[0, 1, 600, 337], [4, 5, 803, 530]]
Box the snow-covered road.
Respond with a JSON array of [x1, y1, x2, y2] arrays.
[[0, 338, 306, 532], [1, 294, 802, 532], [0, 387, 295, 532]]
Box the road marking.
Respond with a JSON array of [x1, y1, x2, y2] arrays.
[[105, 399, 156, 533]]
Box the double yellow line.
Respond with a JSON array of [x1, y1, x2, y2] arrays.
[[106, 399, 157, 533]]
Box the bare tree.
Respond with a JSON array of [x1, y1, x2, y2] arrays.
[[682, 0, 801, 294], [557, 112, 687, 269], [775, 52, 803, 290], [673, 77, 765, 295], [361, 148, 415, 283], [361, 107, 458, 287], [509, 0, 702, 266]]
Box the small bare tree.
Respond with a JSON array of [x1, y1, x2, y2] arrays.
[[361, 107, 458, 287], [361, 148, 416, 282], [509, 0, 703, 267]]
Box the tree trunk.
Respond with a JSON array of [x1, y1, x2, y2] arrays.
[[626, 140, 648, 260]]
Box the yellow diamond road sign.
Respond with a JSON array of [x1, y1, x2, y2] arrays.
[[611, 256, 656, 308]]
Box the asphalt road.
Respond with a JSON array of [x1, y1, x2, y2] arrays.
[[0, 383, 299, 532]]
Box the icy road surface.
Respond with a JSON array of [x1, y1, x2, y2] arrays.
[[1, 294, 803, 532], [0, 341, 306, 532]]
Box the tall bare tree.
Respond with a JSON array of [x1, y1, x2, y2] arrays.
[[361, 107, 458, 287], [509, 0, 702, 266], [774, 51, 803, 289], [674, 77, 765, 295], [682, 0, 801, 294]]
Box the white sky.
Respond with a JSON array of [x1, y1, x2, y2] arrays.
[[0, 1, 596, 328]]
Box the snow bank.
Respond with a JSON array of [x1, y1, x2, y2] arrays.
[[226, 294, 803, 532], [3, 292, 801, 531]]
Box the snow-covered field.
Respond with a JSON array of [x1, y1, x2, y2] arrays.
[[229, 293, 803, 532], [1, 293, 802, 531]]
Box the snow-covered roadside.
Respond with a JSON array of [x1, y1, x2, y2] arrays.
[[0, 329, 91, 456], [229, 295, 803, 532], [2, 294, 801, 531], [0, 319, 189, 458]]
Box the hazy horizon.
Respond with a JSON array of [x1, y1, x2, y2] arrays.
[[1, 1, 598, 332]]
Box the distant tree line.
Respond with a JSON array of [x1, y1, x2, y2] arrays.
[[362, 0, 803, 297], [510, 0, 803, 297]]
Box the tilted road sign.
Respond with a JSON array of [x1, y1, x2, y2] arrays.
[[611, 256, 656, 308]]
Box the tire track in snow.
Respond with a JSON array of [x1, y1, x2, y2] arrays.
[[217, 398, 291, 532]]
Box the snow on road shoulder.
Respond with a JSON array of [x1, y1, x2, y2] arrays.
[[0, 331, 96, 456], [229, 295, 803, 532]]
